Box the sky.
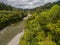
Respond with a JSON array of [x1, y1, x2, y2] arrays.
[[0, 0, 58, 9]]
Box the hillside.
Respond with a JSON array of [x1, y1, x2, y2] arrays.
[[27, 1, 60, 15], [0, 2, 13, 10], [19, 1, 60, 45]]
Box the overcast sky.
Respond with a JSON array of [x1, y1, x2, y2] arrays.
[[0, 0, 58, 9]]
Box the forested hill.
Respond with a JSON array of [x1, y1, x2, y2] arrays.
[[0, 2, 13, 10], [19, 1, 60, 45], [27, 1, 60, 15], [0, 1, 60, 11], [33, 1, 60, 10], [0, 2, 24, 11]]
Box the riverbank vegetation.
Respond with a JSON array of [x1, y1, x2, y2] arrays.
[[19, 1, 60, 45], [0, 2, 27, 30]]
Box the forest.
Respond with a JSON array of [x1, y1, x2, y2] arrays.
[[19, 1, 60, 45]]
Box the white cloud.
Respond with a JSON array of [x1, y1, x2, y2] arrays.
[[0, 0, 58, 9]]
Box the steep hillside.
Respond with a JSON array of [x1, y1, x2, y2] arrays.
[[27, 1, 60, 15], [19, 4, 60, 45], [0, 2, 13, 10]]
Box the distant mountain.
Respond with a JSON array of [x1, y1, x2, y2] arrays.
[[27, 1, 60, 15], [0, 0, 59, 9]]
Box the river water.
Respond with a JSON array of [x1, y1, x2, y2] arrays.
[[0, 13, 31, 45]]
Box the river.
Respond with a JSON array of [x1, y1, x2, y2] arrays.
[[0, 13, 31, 45]]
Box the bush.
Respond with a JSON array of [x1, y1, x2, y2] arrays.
[[0, 11, 27, 30], [19, 5, 60, 45]]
